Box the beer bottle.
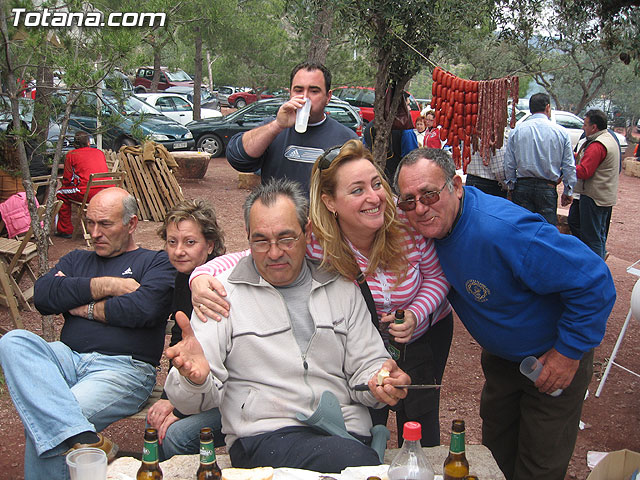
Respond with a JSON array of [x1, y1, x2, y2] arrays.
[[387, 310, 406, 362], [197, 427, 221, 480], [137, 428, 163, 479], [443, 419, 469, 480]]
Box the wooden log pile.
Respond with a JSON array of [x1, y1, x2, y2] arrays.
[[105, 142, 184, 221]]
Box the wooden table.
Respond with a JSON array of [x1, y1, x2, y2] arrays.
[[107, 445, 505, 479]]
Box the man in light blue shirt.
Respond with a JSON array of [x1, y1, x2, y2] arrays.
[[505, 93, 576, 225]]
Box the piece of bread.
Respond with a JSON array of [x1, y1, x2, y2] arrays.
[[377, 368, 390, 385], [222, 466, 274, 480]]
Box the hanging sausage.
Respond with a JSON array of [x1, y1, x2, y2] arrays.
[[430, 67, 519, 172]]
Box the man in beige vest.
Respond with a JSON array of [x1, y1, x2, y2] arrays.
[[567, 109, 619, 259]]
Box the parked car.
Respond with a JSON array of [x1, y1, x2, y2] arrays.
[[164, 86, 220, 110], [331, 86, 422, 124], [135, 93, 222, 125], [227, 88, 288, 109], [187, 97, 363, 157], [133, 67, 194, 94], [516, 110, 627, 154], [53, 91, 194, 152], [0, 95, 94, 157], [216, 86, 244, 107]]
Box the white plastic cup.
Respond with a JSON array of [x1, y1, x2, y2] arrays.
[[519, 356, 563, 397], [295, 98, 311, 133], [66, 447, 107, 480]]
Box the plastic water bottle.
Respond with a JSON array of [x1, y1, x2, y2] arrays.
[[388, 422, 435, 480]]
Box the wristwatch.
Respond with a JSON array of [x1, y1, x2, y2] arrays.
[[87, 301, 95, 321]]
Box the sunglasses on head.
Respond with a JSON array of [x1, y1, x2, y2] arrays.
[[396, 182, 448, 211], [317, 145, 343, 170]]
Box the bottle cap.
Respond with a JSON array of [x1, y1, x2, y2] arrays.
[[403, 421, 422, 441], [452, 419, 465, 433]]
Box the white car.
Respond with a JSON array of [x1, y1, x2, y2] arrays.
[[516, 110, 627, 155], [135, 93, 222, 125]]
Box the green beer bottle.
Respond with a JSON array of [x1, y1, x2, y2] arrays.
[[443, 419, 469, 480], [137, 428, 163, 479], [197, 427, 221, 480], [388, 309, 406, 362]]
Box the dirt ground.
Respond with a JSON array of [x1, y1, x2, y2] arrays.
[[0, 147, 639, 479]]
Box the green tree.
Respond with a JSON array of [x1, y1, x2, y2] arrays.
[[0, 0, 142, 339], [335, 0, 494, 169]]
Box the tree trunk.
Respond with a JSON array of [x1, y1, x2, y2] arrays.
[[206, 50, 214, 91], [193, 28, 203, 121], [307, 2, 333, 64], [151, 49, 162, 92], [32, 65, 53, 167]]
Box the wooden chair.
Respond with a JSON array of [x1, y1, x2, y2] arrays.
[[69, 172, 126, 247], [0, 200, 62, 330]]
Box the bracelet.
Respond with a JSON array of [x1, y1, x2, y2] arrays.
[[87, 301, 95, 321]]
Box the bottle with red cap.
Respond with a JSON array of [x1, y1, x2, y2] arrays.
[[388, 422, 435, 480]]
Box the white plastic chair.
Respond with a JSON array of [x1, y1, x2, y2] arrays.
[[595, 276, 640, 397]]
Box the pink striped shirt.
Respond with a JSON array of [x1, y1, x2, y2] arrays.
[[190, 214, 451, 341]]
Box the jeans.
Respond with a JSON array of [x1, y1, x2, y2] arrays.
[[157, 408, 225, 461], [0, 330, 156, 480], [465, 175, 508, 198], [512, 178, 558, 225], [567, 196, 611, 259]]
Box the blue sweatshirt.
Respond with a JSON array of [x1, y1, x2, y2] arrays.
[[34, 248, 176, 366], [435, 187, 616, 361]]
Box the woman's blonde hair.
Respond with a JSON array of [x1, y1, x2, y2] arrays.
[[309, 139, 409, 282]]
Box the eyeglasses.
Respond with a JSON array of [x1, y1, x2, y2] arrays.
[[397, 183, 448, 211], [249, 233, 303, 252], [317, 145, 343, 170]]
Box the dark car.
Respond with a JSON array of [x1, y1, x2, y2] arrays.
[[332, 86, 421, 124], [226, 88, 287, 109], [187, 97, 363, 157], [134, 67, 194, 94], [54, 91, 194, 152], [0, 95, 95, 158]]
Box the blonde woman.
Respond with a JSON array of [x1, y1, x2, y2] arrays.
[[190, 140, 452, 446]]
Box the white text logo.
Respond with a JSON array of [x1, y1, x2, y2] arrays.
[[12, 8, 166, 28]]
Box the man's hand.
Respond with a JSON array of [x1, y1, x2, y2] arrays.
[[536, 348, 580, 394], [367, 359, 411, 406], [561, 193, 573, 207], [165, 311, 210, 385], [191, 275, 229, 322], [90, 277, 140, 300], [380, 310, 417, 343], [147, 399, 178, 444], [275, 95, 306, 130]]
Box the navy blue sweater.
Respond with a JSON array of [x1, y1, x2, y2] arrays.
[[34, 248, 176, 366], [435, 187, 616, 361]]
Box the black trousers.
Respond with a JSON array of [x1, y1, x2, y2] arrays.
[[228, 426, 379, 473], [480, 349, 593, 480], [370, 313, 453, 446]]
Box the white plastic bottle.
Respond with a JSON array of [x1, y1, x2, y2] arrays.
[[388, 422, 435, 480]]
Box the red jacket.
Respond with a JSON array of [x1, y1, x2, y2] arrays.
[[59, 147, 108, 195]]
